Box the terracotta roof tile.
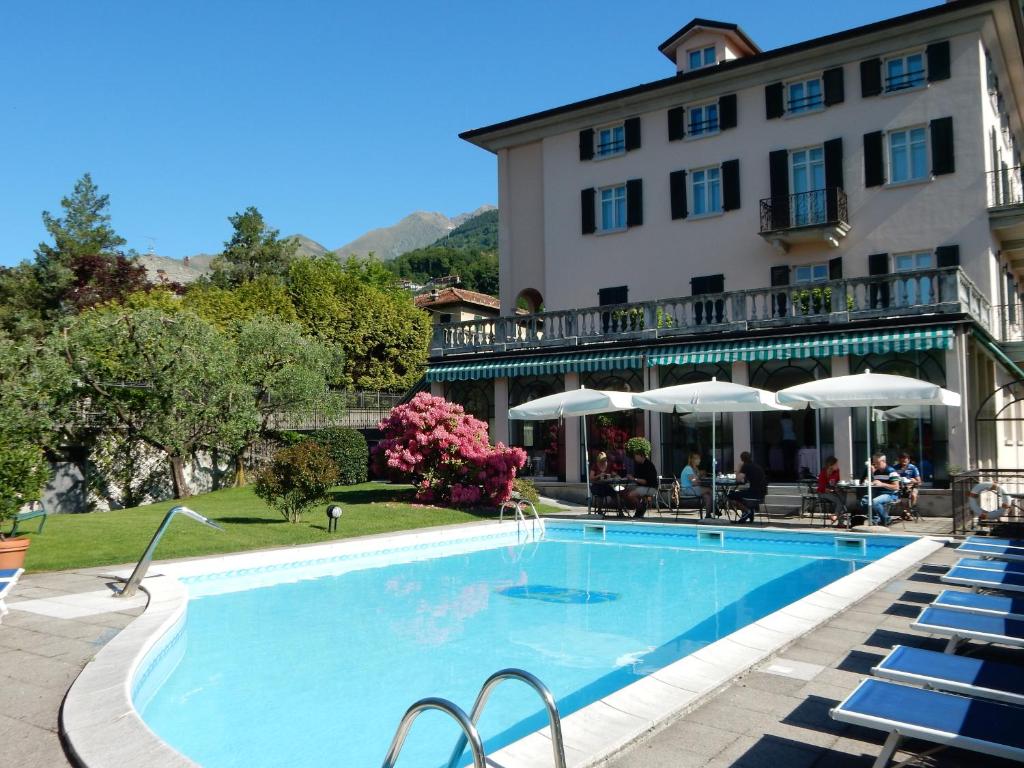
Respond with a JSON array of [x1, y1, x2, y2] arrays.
[[414, 287, 500, 310]]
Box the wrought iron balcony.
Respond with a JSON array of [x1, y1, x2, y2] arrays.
[[759, 188, 850, 251], [431, 267, 994, 357], [988, 166, 1024, 208]]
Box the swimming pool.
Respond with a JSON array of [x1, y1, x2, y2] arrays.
[[124, 522, 920, 767]]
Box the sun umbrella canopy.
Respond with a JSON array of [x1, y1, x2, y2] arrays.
[[776, 372, 961, 409], [507, 388, 636, 420], [632, 380, 789, 413], [873, 404, 930, 421]]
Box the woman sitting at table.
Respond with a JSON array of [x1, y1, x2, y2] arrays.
[[816, 455, 847, 526], [679, 451, 713, 514], [589, 452, 622, 515]]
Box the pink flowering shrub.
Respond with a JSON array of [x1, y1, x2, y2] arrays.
[[373, 392, 526, 506]]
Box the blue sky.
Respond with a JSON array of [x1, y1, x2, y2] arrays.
[[0, 0, 934, 266]]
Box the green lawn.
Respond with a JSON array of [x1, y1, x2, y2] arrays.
[[19, 483, 559, 572]]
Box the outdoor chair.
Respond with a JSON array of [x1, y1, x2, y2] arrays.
[[830, 678, 1024, 768], [933, 589, 1024, 619], [9, 502, 46, 536], [799, 480, 824, 518], [873, 644, 1024, 706], [909, 604, 1024, 653], [590, 489, 620, 517], [955, 541, 1024, 561], [942, 562, 1024, 593], [654, 476, 678, 515]]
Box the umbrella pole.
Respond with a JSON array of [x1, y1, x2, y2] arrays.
[[866, 406, 873, 517], [583, 415, 592, 511], [711, 412, 717, 517]]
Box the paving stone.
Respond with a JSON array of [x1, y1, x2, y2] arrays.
[[704, 732, 824, 768]]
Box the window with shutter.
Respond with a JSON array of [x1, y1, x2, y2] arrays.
[[935, 244, 960, 268], [823, 138, 843, 220], [864, 131, 885, 187], [624, 117, 642, 151], [690, 167, 721, 217], [692, 274, 725, 325], [860, 58, 882, 97], [926, 40, 951, 82], [667, 107, 685, 141], [595, 124, 626, 158], [670, 170, 688, 220], [626, 179, 643, 227], [722, 160, 740, 211], [581, 188, 596, 235], [598, 286, 629, 306], [931, 117, 955, 175], [885, 52, 926, 92], [829, 256, 843, 280], [823, 67, 845, 106], [765, 82, 784, 119], [868, 252, 890, 309], [579, 129, 594, 162], [768, 150, 791, 229], [718, 94, 737, 130]]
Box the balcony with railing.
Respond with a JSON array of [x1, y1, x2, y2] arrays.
[[432, 267, 993, 356], [988, 166, 1024, 263], [988, 166, 1023, 209], [759, 187, 850, 251]]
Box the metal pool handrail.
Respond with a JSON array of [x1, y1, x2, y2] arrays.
[[446, 668, 566, 768], [382, 697, 486, 768]]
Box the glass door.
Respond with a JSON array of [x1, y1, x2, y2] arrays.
[[790, 147, 825, 226]]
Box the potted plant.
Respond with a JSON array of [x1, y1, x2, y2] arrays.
[[0, 443, 50, 569]]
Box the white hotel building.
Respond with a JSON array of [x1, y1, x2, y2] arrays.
[[428, 0, 1024, 494]]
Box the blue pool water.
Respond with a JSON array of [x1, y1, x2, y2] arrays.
[[137, 524, 913, 767]]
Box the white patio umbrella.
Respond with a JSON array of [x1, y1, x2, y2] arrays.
[[632, 378, 790, 515], [776, 371, 961, 512], [508, 387, 636, 507]]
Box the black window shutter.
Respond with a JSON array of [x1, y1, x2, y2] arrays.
[[931, 117, 955, 175], [624, 117, 641, 151], [769, 149, 790, 229], [864, 131, 885, 187], [860, 58, 882, 97], [667, 107, 685, 141], [771, 266, 791, 286], [669, 170, 688, 220], [718, 94, 737, 130], [868, 252, 890, 309], [599, 286, 628, 306], [823, 67, 845, 106], [936, 244, 960, 268], [690, 276, 708, 295], [626, 178, 643, 227], [823, 138, 843, 220], [926, 40, 951, 82], [581, 188, 596, 234], [721, 159, 741, 211], [579, 129, 594, 161], [829, 256, 843, 280], [765, 82, 784, 119], [706, 275, 725, 294]]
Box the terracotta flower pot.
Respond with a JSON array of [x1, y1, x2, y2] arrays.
[[0, 536, 30, 571]]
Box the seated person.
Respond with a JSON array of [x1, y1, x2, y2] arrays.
[[624, 447, 659, 518], [895, 452, 921, 509], [859, 453, 901, 526], [728, 451, 766, 523], [589, 452, 621, 514], [679, 451, 713, 514], [816, 455, 846, 524]]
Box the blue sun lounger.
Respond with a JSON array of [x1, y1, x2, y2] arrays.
[[911, 605, 1024, 652], [967, 535, 1024, 548], [933, 589, 1024, 620], [955, 542, 1024, 561], [956, 557, 1024, 573], [872, 645, 1024, 706], [830, 678, 1024, 768], [942, 563, 1024, 593], [0, 567, 24, 624]]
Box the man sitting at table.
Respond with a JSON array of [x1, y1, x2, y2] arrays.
[[729, 451, 767, 524], [895, 452, 921, 509], [860, 453, 901, 526], [625, 446, 659, 518]]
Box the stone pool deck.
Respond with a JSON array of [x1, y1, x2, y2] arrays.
[[0, 519, 1016, 768]]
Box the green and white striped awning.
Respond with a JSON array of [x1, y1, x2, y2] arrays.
[[427, 348, 646, 382], [427, 327, 955, 382], [647, 327, 955, 366]]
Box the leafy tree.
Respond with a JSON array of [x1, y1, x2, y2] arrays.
[[430, 209, 498, 251], [208, 207, 300, 287], [339, 255, 401, 293], [33, 173, 144, 316], [386, 246, 498, 295], [311, 427, 368, 485], [287, 258, 430, 391], [0, 263, 47, 335], [59, 308, 257, 498], [254, 442, 338, 522], [232, 318, 344, 484]]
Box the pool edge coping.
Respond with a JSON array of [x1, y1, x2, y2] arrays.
[[59, 522, 947, 768]]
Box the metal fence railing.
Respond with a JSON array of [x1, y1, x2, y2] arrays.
[[951, 469, 1024, 535]]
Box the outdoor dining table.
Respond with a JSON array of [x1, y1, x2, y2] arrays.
[[698, 476, 746, 517]]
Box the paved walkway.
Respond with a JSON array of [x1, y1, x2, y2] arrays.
[[0, 521, 1014, 768]]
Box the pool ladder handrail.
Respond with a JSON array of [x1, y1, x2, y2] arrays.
[[499, 496, 542, 539], [381, 668, 566, 768], [446, 668, 566, 768], [381, 697, 487, 768]]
